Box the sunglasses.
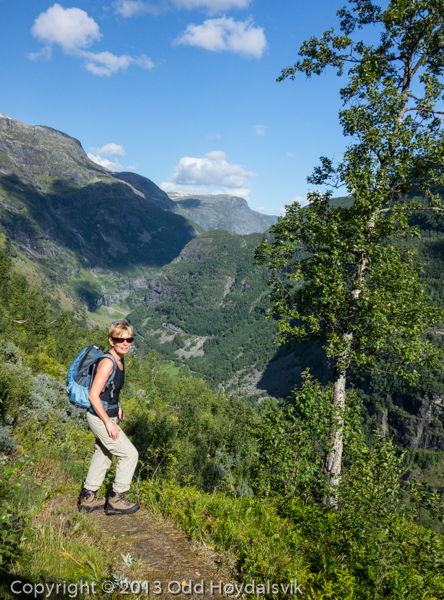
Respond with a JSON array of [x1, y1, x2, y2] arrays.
[[111, 337, 134, 344]]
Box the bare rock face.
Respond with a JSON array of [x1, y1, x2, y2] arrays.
[[168, 193, 278, 235], [143, 235, 217, 306], [144, 275, 178, 306], [387, 394, 444, 451]]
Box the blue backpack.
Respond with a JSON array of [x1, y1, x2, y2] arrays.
[[66, 344, 117, 412]]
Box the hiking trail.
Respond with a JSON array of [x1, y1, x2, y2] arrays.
[[88, 503, 231, 598]]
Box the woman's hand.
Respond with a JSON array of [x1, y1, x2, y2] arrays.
[[105, 419, 120, 440]]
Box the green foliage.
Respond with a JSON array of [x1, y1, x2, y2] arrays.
[[248, 368, 444, 596], [403, 448, 443, 471], [269, 0, 444, 370], [256, 0, 444, 496], [258, 0, 444, 372], [0, 247, 108, 379], [255, 190, 443, 378], [0, 361, 32, 418], [286, 436, 444, 598], [139, 432, 444, 599], [0, 420, 134, 595], [0, 460, 26, 567], [254, 374, 334, 504]]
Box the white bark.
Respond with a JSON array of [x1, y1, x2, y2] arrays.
[[323, 361, 347, 507]]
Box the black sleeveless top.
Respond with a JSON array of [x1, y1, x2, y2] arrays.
[[98, 356, 125, 417]]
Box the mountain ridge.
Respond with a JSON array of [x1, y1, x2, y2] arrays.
[[167, 192, 278, 235]]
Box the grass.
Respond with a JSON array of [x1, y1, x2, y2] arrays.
[[1, 408, 307, 599], [86, 305, 128, 327]]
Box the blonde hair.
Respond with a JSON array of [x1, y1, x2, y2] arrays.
[[108, 321, 133, 338]]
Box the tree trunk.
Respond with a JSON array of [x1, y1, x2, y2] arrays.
[[323, 359, 347, 507]]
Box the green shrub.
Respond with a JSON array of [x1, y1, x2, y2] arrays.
[[140, 479, 306, 593], [0, 460, 26, 567], [0, 362, 32, 418], [124, 362, 258, 493]]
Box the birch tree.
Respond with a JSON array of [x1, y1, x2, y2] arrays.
[[255, 0, 444, 506]]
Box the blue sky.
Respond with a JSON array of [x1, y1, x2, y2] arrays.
[[1, 0, 351, 214]]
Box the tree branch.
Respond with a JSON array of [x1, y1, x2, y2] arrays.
[[377, 206, 444, 215]]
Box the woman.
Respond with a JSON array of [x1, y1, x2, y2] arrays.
[[78, 321, 140, 515]]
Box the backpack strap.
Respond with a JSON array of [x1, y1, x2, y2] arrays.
[[100, 352, 117, 400]]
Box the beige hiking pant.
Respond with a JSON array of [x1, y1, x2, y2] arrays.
[[84, 413, 139, 494]]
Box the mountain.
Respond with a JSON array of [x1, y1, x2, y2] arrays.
[[0, 114, 278, 317], [167, 193, 278, 234], [0, 114, 199, 316], [111, 171, 177, 212]]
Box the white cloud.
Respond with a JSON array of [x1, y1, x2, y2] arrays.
[[207, 133, 221, 139], [252, 124, 265, 137], [90, 143, 126, 156], [31, 4, 101, 53], [160, 150, 257, 199], [173, 0, 251, 13], [87, 153, 125, 171], [286, 152, 296, 158], [27, 46, 52, 61], [79, 50, 154, 76], [161, 182, 215, 196], [29, 4, 154, 75], [170, 150, 256, 187], [126, 165, 138, 171], [133, 55, 155, 69], [175, 16, 266, 58], [113, 0, 161, 17]]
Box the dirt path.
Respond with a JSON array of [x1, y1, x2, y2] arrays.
[[89, 508, 230, 598]]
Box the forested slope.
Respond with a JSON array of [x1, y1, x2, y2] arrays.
[[127, 202, 444, 465], [128, 229, 289, 402]]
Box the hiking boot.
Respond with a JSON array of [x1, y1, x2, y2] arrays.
[[78, 489, 106, 513], [106, 491, 140, 515]]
